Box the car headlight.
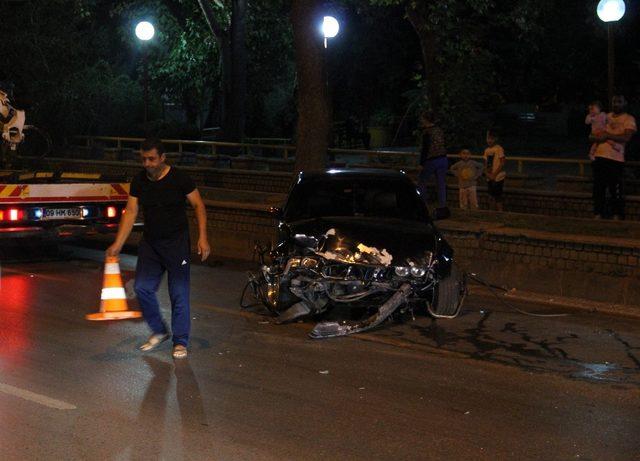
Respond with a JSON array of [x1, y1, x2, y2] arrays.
[[394, 266, 410, 277], [410, 266, 426, 278]]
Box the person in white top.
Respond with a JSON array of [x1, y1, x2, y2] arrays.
[[590, 95, 637, 219]]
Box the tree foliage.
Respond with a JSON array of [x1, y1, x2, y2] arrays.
[[246, 0, 295, 136], [366, 0, 637, 147], [113, 0, 224, 129]]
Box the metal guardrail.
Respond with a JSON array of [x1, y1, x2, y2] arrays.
[[73, 135, 640, 177], [244, 137, 291, 145]]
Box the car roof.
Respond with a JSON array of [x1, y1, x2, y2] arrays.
[[297, 168, 410, 183]]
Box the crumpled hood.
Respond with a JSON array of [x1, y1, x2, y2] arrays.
[[287, 217, 439, 264]]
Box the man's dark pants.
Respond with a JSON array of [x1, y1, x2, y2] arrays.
[[592, 157, 625, 218], [134, 231, 191, 346]]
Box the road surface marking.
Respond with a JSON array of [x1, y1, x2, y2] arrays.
[[0, 382, 77, 410]]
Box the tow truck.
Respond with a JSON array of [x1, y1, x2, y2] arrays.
[[0, 171, 131, 239], [0, 83, 132, 240]]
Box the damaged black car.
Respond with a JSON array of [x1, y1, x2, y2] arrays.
[[245, 169, 466, 338]]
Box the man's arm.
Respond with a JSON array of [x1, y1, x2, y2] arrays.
[[186, 188, 211, 261], [106, 196, 139, 257], [605, 128, 636, 144]]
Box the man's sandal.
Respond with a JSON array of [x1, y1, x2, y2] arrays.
[[139, 333, 170, 351], [172, 344, 188, 359]]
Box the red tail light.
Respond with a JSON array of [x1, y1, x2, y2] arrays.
[[106, 206, 117, 218], [1, 208, 24, 221]]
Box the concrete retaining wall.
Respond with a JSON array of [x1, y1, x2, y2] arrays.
[[439, 224, 640, 306], [184, 200, 640, 309]]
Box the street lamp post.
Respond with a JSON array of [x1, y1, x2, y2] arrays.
[[321, 16, 339, 49], [596, 0, 625, 106], [135, 21, 155, 134], [320, 15, 340, 97]]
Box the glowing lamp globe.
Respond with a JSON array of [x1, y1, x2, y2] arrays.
[[135, 21, 155, 41], [596, 0, 625, 23], [322, 16, 340, 39]]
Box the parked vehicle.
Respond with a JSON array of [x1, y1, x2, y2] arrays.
[[0, 171, 135, 239]]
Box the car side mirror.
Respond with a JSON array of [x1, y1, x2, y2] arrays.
[[268, 206, 283, 219]]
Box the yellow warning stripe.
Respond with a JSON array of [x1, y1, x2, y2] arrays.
[[0, 185, 28, 198]]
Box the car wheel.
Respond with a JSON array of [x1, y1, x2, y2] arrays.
[[429, 265, 466, 318]]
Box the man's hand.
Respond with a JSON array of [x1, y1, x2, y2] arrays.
[[106, 243, 122, 258], [197, 237, 211, 261]]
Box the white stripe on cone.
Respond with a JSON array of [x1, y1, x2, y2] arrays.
[[104, 263, 121, 275], [101, 287, 127, 300]]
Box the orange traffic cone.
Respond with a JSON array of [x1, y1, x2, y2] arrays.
[[86, 256, 143, 321]]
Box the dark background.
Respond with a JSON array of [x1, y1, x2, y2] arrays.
[[0, 0, 638, 155]]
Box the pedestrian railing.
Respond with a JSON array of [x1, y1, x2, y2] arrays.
[[72, 135, 640, 177]]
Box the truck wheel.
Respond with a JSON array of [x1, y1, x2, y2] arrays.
[[429, 265, 466, 318]]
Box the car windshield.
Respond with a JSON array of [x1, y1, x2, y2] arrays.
[[284, 177, 428, 222]]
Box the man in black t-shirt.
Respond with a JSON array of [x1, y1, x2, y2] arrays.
[[107, 138, 210, 359]]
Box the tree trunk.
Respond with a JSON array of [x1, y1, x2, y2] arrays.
[[406, 3, 439, 111], [290, 0, 330, 173]]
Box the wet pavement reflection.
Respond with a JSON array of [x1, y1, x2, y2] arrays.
[[1, 247, 639, 460], [373, 306, 640, 387]]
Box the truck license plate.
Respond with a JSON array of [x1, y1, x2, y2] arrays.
[[43, 207, 82, 220]]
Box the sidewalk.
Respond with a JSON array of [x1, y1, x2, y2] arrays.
[[442, 208, 640, 245]]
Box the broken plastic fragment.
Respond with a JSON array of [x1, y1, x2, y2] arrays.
[[318, 370, 329, 375], [356, 243, 393, 266]]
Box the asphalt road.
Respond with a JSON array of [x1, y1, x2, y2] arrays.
[[0, 244, 639, 461]]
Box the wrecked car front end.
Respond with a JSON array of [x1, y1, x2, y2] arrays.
[[246, 169, 466, 338]]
